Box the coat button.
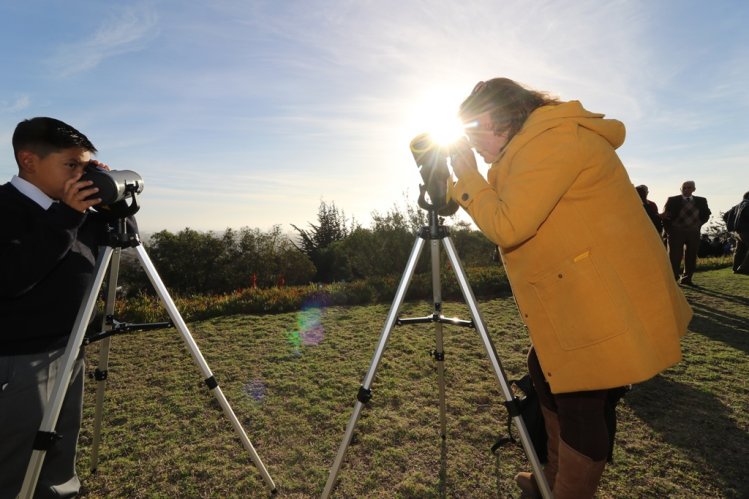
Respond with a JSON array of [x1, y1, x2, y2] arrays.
[[461, 193, 469, 201]]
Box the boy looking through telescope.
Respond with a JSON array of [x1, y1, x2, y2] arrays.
[[0, 117, 136, 498]]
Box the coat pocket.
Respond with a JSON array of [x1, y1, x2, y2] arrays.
[[529, 249, 629, 350]]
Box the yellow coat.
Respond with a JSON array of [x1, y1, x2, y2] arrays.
[[451, 101, 691, 393]]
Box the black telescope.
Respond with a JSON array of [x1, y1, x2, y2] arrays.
[[410, 133, 459, 216], [80, 163, 144, 206]]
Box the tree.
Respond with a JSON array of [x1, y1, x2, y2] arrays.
[[225, 226, 315, 288], [141, 228, 229, 294], [449, 220, 499, 268], [119, 226, 315, 295], [703, 213, 728, 239], [292, 201, 352, 282]]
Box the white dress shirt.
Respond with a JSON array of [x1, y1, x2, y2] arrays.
[[10, 175, 55, 210]]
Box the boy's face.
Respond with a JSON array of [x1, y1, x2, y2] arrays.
[[18, 147, 91, 200]]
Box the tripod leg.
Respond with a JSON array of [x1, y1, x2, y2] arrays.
[[19, 247, 114, 499], [428, 238, 448, 439], [90, 247, 121, 471], [133, 245, 277, 493], [441, 237, 552, 499], [322, 235, 427, 499]]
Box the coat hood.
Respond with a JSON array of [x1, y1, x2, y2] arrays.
[[514, 100, 625, 150]]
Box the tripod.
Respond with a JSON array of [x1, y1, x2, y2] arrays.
[[19, 218, 277, 498], [321, 207, 551, 498]]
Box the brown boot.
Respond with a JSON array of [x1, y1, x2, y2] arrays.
[[513, 472, 540, 498], [553, 439, 606, 499], [514, 406, 560, 497]]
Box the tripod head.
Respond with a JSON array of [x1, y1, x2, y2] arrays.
[[103, 207, 140, 249], [417, 204, 452, 242], [101, 192, 140, 218]]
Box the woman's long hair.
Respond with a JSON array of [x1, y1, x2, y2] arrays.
[[459, 78, 560, 141]]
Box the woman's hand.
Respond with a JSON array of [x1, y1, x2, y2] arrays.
[[449, 138, 478, 179]]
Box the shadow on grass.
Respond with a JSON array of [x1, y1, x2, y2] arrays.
[[687, 301, 749, 354], [692, 285, 749, 307], [626, 375, 748, 498]]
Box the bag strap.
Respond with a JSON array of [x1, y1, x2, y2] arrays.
[[491, 376, 531, 454]]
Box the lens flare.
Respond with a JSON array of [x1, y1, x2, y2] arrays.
[[286, 305, 325, 352], [243, 378, 266, 402]]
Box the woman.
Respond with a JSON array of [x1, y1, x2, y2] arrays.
[[448, 78, 691, 498]]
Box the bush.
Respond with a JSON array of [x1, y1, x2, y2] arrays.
[[113, 265, 510, 323], [115, 254, 737, 325], [120, 226, 315, 296]]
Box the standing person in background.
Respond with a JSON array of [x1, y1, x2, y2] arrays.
[[723, 191, 749, 274], [635, 184, 663, 234], [448, 77, 691, 498], [661, 180, 711, 285]]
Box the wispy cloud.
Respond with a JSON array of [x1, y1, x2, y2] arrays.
[[46, 5, 159, 77], [0, 95, 31, 113], [4, 0, 744, 231]]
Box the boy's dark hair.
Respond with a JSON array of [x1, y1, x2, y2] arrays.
[[12, 117, 97, 167]]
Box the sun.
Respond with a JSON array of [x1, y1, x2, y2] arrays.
[[385, 84, 474, 206], [401, 86, 467, 147]]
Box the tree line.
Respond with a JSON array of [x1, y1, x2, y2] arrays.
[[121, 201, 498, 296]]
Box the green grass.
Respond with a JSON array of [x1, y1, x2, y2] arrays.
[[75, 267, 748, 498]]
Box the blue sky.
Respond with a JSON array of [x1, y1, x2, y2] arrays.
[[1, 0, 747, 234]]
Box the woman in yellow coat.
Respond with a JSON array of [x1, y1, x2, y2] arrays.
[[449, 78, 691, 498]]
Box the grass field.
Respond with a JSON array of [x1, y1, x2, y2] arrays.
[[73, 267, 748, 498]]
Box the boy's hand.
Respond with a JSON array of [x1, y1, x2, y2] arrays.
[[62, 173, 101, 213], [88, 159, 111, 172]]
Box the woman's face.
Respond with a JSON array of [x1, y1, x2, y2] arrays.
[[463, 111, 509, 164]]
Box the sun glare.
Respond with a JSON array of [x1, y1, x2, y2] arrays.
[[389, 84, 473, 198], [402, 87, 467, 147]]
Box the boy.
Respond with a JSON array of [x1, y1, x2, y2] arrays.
[[0, 117, 134, 498]]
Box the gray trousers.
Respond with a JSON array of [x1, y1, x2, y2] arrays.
[[0, 348, 84, 499]]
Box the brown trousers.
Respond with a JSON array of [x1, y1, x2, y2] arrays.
[[527, 347, 625, 461]]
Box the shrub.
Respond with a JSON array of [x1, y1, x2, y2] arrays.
[[113, 265, 510, 324], [110, 257, 747, 324]]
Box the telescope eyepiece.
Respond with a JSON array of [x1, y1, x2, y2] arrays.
[[80, 162, 144, 205]]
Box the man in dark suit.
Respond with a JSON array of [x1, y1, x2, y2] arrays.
[[661, 180, 711, 285], [636, 184, 663, 234], [723, 191, 749, 274]]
